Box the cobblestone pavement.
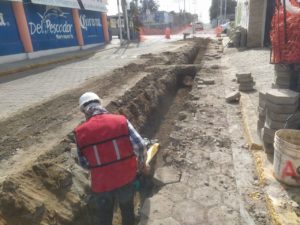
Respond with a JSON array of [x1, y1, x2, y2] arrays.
[[139, 41, 270, 225], [223, 45, 300, 224], [0, 36, 183, 120]]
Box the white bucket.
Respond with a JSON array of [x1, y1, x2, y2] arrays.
[[274, 129, 300, 186]]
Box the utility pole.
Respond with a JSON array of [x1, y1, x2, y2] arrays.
[[224, 0, 227, 21], [117, 0, 123, 45], [219, 0, 223, 25], [123, 0, 130, 41]]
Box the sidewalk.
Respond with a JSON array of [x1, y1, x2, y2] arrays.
[[0, 39, 121, 77], [222, 43, 300, 225], [0, 36, 183, 120]]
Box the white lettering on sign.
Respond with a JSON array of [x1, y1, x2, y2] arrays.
[[0, 13, 7, 27], [80, 14, 102, 31], [29, 7, 74, 40], [29, 20, 73, 36]]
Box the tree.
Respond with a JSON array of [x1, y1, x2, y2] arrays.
[[210, 0, 237, 21], [140, 0, 159, 13]]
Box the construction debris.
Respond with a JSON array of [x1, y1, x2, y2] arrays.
[[236, 73, 255, 92], [225, 91, 241, 103]]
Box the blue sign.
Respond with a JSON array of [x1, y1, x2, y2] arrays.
[[0, 2, 24, 56], [79, 10, 104, 45], [24, 4, 78, 51]]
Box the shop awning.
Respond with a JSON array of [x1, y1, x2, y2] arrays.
[[81, 0, 108, 12], [31, 0, 80, 9]]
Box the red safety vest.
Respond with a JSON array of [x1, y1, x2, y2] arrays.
[[75, 114, 137, 193]]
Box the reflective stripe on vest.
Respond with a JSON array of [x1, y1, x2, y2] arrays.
[[112, 139, 121, 160], [74, 113, 137, 192], [93, 145, 101, 166]]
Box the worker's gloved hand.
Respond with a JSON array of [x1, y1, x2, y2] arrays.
[[138, 162, 151, 176]]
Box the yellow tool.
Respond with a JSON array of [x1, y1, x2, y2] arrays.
[[146, 143, 160, 166]]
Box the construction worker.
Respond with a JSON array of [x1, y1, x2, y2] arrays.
[[74, 92, 147, 225]]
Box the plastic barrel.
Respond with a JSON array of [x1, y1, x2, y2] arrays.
[[274, 129, 300, 186]]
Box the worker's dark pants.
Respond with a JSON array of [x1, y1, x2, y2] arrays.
[[94, 182, 135, 225]]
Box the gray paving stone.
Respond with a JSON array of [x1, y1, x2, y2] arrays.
[[266, 110, 293, 122], [266, 89, 299, 105], [210, 152, 232, 164], [140, 194, 174, 220], [239, 81, 255, 88], [236, 72, 252, 79], [274, 77, 291, 85], [172, 200, 204, 225], [266, 100, 298, 114], [259, 91, 266, 108], [223, 191, 240, 210], [209, 174, 236, 192], [274, 64, 291, 72], [158, 182, 192, 203], [225, 91, 241, 103], [153, 166, 181, 185], [262, 127, 275, 144], [207, 205, 241, 225], [147, 217, 181, 225], [192, 186, 222, 207], [272, 83, 290, 89], [265, 116, 286, 129], [263, 124, 277, 137], [237, 76, 253, 83], [201, 78, 215, 85], [258, 106, 266, 117], [239, 85, 254, 92]]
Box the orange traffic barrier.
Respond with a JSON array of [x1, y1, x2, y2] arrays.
[[215, 26, 222, 37], [165, 27, 171, 39], [271, 0, 300, 64]]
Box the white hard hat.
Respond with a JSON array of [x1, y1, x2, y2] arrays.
[[79, 92, 101, 111]]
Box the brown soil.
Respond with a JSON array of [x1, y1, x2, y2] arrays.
[[0, 39, 208, 225], [0, 37, 271, 225]]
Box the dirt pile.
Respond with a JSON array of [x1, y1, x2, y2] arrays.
[[0, 39, 209, 225]]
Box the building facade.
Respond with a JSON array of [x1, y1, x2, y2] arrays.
[[0, 0, 109, 64], [235, 0, 269, 48]]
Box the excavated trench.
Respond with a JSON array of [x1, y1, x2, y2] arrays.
[[0, 38, 209, 225]]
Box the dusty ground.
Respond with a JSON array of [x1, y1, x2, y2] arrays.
[[0, 38, 271, 225]]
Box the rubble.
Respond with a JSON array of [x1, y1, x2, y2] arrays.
[[225, 91, 241, 103]]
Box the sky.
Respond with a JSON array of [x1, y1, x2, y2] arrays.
[[107, 0, 212, 23]]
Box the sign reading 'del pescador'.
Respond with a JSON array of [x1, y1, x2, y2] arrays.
[[80, 10, 104, 45], [0, 1, 24, 56], [25, 4, 78, 51]]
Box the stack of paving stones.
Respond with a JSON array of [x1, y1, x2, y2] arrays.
[[236, 73, 255, 92], [272, 64, 292, 89], [259, 89, 300, 152]]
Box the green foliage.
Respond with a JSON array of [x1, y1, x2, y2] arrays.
[[210, 0, 237, 21], [140, 0, 159, 13]]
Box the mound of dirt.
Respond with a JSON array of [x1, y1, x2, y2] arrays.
[[0, 39, 208, 225]]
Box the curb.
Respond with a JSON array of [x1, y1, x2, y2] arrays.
[[240, 94, 263, 150], [239, 94, 300, 225], [0, 46, 117, 78]]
